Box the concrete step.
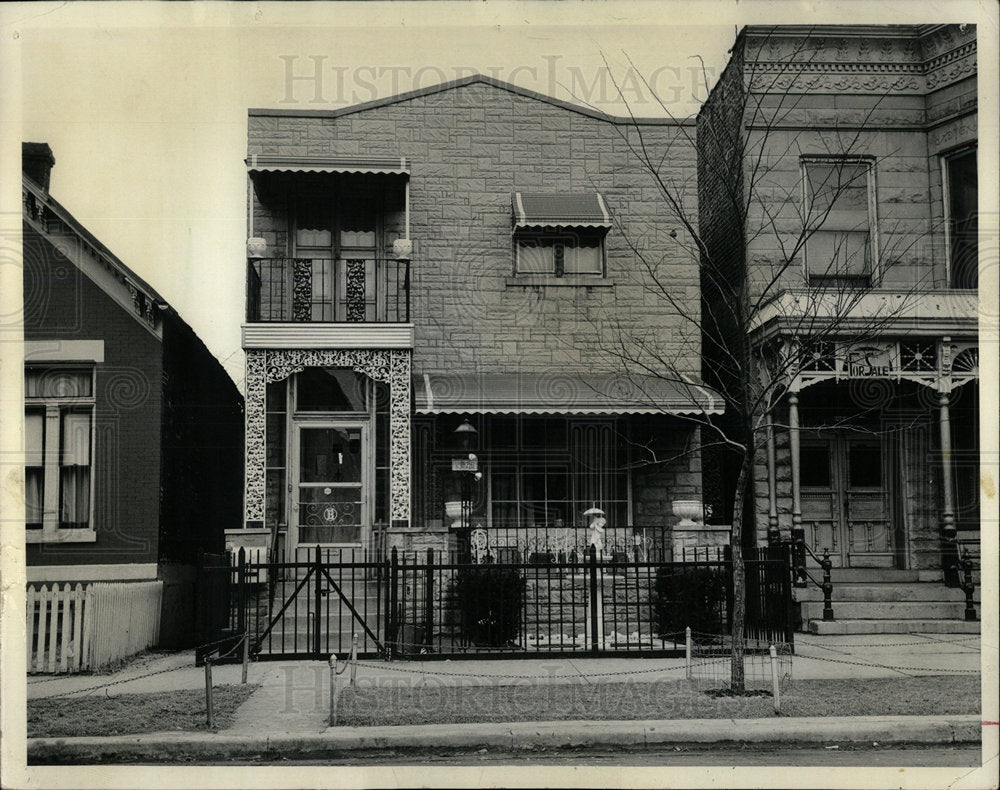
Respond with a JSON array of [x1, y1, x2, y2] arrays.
[[808, 618, 981, 635], [800, 600, 974, 621], [814, 569, 923, 582], [796, 584, 981, 603]]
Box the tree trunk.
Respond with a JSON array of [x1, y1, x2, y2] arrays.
[[729, 453, 751, 692]]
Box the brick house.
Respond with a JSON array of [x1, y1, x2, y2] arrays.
[[697, 26, 979, 632], [234, 75, 719, 565], [22, 143, 244, 648]]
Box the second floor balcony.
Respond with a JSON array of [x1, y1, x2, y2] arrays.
[[247, 257, 410, 324]]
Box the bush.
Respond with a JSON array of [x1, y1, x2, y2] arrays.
[[653, 566, 728, 637], [455, 565, 524, 647]]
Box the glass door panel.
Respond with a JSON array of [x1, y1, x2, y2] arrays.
[[295, 424, 366, 545]]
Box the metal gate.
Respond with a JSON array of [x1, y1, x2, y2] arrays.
[[228, 544, 794, 661]]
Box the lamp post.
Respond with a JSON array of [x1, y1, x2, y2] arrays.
[[450, 419, 479, 560]]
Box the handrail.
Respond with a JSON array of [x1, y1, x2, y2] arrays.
[[789, 528, 834, 622]]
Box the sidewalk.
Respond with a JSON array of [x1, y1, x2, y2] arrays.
[[26, 632, 983, 759]]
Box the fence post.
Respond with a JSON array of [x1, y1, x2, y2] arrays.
[[388, 547, 399, 660], [769, 644, 781, 714], [960, 550, 977, 622], [204, 654, 215, 728], [351, 633, 359, 687], [241, 629, 250, 684], [329, 654, 339, 726], [685, 626, 692, 681], [821, 549, 834, 621], [237, 547, 247, 638], [313, 545, 323, 656], [791, 528, 807, 588], [425, 547, 435, 652], [588, 544, 599, 654]]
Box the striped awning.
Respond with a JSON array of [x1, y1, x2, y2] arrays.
[[512, 192, 611, 229], [413, 372, 721, 415], [246, 154, 410, 175]]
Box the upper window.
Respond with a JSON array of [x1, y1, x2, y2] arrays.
[[944, 147, 977, 289], [512, 192, 611, 278], [802, 157, 877, 287], [24, 366, 96, 541]]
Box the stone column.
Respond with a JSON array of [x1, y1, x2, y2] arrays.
[[243, 349, 267, 528], [788, 391, 802, 535], [938, 389, 959, 584]]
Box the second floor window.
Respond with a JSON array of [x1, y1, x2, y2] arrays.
[[944, 146, 977, 289], [512, 192, 611, 278], [515, 230, 604, 276], [802, 157, 877, 287]]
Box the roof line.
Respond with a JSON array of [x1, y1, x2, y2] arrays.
[[250, 73, 693, 125], [23, 174, 171, 313]]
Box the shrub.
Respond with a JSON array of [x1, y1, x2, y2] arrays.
[[653, 566, 728, 637], [454, 565, 524, 647]]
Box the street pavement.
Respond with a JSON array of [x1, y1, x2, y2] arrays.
[[24, 632, 986, 760]]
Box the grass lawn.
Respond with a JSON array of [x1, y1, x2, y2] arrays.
[[29, 685, 258, 738], [334, 676, 980, 726]]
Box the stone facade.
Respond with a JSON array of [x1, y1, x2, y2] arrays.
[[698, 25, 979, 573]]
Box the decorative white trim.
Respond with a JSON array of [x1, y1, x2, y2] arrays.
[[244, 348, 412, 526], [25, 529, 97, 544], [242, 323, 414, 349], [26, 562, 157, 582], [25, 340, 105, 363]]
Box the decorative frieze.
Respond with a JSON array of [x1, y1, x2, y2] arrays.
[[243, 347, 412, 525]]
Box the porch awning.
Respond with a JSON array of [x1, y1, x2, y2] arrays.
[[246, 154, 410, 175], [512, 192, 611, 229], [413, 372, 721, 415]]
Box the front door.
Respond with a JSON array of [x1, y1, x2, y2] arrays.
[[800, 434, 898, 568], [292, 422, 369, 551]]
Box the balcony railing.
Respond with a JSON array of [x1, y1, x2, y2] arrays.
[[247, 258, 410, 323]]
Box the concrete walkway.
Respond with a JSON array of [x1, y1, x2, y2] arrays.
[[26, 632, 982, 741]]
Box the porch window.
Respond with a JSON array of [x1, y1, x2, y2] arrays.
[[24, 366, 96, 541], [944, 147, 977, 289], [802, 157, 877, 286], [295, 368, 368, 412]]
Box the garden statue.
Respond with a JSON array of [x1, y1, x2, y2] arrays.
[[584, 506, 606, 560]]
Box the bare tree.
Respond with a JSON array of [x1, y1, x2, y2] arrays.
[[576, 28, 941, 691]]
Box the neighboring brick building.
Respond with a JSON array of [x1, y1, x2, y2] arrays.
[[697, 26, 979, 632], [22, 143, 244, 647], [235, 76, 717, 563]]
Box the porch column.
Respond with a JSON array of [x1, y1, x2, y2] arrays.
[[243, 349, 267, 527], [788, 391, 802, 535], [766, 412, 779, 542], [388, 349, 411, 529], [938, 389, 959, 584]]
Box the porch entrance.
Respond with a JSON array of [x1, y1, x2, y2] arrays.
[[800, 433, 902, 569], [291, 422, 370, 553]]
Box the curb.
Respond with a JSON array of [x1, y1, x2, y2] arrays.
[[28, 715, 982, 761]]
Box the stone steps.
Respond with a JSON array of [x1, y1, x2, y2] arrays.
[[809, 619, 981, 635]]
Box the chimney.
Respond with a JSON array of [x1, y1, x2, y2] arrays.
[[22, 142, 55, 192]]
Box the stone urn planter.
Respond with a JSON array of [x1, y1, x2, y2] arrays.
[[444, 500, 465, 530], [247, 237, 268, 258], [392, 238, 413, 260], [671, 499, 704, 527]]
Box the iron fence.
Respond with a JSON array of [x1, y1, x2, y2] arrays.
[[222, 543, 793, 661]]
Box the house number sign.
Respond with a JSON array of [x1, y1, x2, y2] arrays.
[[452, 458, 478, 472]]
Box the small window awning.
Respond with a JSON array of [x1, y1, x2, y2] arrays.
[[413, 372, 721, 415], [246, 154, 410, 176], [512, 192, 611, 229]]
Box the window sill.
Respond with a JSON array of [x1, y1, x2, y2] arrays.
[[26, 529, 97, 544], [505, 275, 614, 288]]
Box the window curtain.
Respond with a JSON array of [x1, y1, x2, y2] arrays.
[[25, 369, 92, 398], [60, 410, 91, 528], [25, 411, 44, 528]]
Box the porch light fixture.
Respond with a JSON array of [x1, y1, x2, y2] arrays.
[[453, 419, 477, 451]]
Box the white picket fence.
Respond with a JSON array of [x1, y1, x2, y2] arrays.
[[26, 581, 163, 674]]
